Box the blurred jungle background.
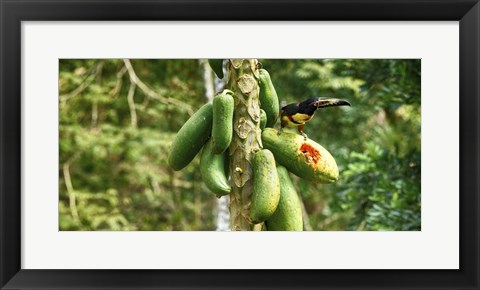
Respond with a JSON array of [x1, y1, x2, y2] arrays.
[[59, 59, 421, 231]]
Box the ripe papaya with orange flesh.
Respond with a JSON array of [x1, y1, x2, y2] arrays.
[[261, 128, 338, 183]]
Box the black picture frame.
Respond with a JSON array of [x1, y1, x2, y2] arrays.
[[1, 0, 479, 289]]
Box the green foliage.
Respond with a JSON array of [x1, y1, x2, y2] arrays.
[[59, 59, 215, 230], [261, 59, 421, 231], [59, 59, 421, 231], [333, 142, 421, 230]]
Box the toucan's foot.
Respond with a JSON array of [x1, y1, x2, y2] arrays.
[[277, 126, 283, 136], [298, 125, 307, 140]]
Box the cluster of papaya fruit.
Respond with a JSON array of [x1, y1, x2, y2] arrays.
[[167, 60, 339, 231]]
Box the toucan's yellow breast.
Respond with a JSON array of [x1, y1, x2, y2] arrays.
[[281, 115, 297, 127], [292, 113, 312, 123]]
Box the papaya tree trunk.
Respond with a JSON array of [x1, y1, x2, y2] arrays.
[[227, 59, 262, 231]]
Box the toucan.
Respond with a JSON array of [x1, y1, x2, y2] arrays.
[[279, 97, 351, 139]]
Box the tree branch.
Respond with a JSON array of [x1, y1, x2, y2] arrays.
[[123, 59, 195, 116], [110, 65, 128, 97], [63, 159, 80, 224], [60, 61, 102, 103], [127, 82, 138, 129]]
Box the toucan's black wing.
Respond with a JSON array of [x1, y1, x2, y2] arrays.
[[281, 103, 300, 115]]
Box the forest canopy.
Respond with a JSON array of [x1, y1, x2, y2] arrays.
[[59, 59, 421, 231]]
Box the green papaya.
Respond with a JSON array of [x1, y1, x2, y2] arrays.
[[260, 109, 267, 130], [250, 149, 280, 224], [167, 104, 213, 171], [259, 69, 280, 128], [200, 139, 231, 197], [212, 91, 234, 154], [208, 59, 224, 79], [261, 128, 338, 183], [266, 166, 303, 231]]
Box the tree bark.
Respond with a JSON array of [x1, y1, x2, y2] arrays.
[[227, 59, 262, 231]]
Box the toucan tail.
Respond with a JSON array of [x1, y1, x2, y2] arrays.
[[309, 97, 351, 108]]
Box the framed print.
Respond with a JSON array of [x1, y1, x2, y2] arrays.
[[1, 0, 479, 289]]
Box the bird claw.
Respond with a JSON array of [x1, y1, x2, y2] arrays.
[[301, 132, 308, 141], [277, 126, 283, 136]]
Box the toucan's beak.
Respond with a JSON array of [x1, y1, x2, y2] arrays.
[[311, 98, 351, 108]]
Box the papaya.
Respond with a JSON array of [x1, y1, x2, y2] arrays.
[[167, 103, 213, 171], [266, 166, 303, 231], [250, 149, 280, 224], [212, 91, 234, 154], [208, 59, 224, 79], [200, 139, 231, 197], [259, 69, 280, 128], [261, 128, 338, 183], [260, 109, 267, 130]]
